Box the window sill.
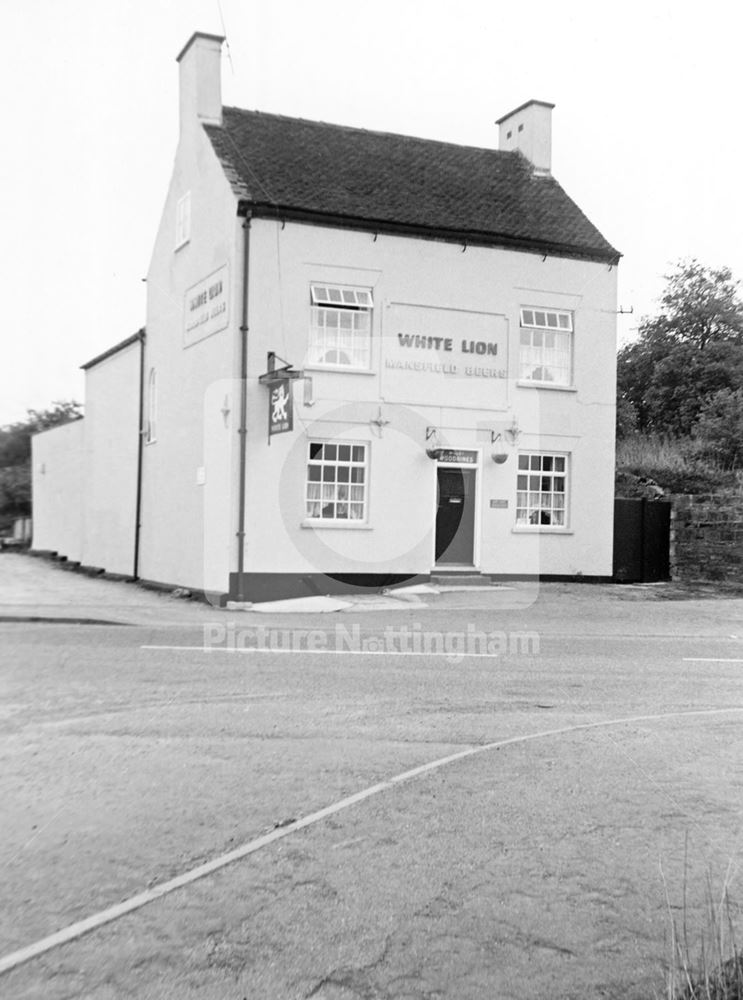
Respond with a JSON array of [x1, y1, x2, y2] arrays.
[[301, 520, 373, 530], [303, 364, 375, 375], [516, 380, 577, 392], [511, 527, 573, 535]]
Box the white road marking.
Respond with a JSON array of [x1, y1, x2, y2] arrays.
[[141, 645, 500, 657], [683, 658, 743, 663], [1, 705, 742, 976]]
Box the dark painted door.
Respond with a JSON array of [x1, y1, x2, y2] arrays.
[[613, 499, 671, 582], [436, 468, 476, 564]]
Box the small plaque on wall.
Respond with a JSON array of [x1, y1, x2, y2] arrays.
[[490, 499, 509, 509]]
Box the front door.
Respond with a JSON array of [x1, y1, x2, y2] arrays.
[[435, 467, 476, 564]]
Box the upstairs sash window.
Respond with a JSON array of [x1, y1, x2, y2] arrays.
[[308, 284, 373, 370], [519, 308, 573, 385]]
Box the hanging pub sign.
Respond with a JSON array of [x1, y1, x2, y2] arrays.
[[258, 352, 302, 443], [269, 378, 293, 437]]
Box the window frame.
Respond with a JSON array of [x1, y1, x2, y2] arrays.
[[307, 283, 373, 372], [175, 192, 191, 250], [304, 440, 369, 525], [514, 451, 569, 530], [145, 368, 157, 444], [518, 307, 573, 387]]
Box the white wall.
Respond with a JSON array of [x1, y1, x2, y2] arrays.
[[82, 340, 141, 576], [140, 110, 240, 596], [139, 100, 616, 594], [241, 219, 617, 580], [32, 420, 85, 561]]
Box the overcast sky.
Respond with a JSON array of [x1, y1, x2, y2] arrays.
[[2, 0, 741, 425]]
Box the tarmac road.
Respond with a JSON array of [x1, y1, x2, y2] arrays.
[[1, 553, 743, 999]]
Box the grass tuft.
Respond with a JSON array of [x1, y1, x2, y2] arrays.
[[661, 853, 743, 1000]]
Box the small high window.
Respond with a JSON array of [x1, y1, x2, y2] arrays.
[[305, 441, 368, 521], [308, 284, 373, 370], [175, 192, 191, 249], [145, 368, 157, 444], [516, 452, 568, 527], [519, 308, 573, 386]]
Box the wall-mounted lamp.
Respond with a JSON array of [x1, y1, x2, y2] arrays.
[[490, 430, 508, 463]]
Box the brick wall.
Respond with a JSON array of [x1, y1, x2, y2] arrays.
[[669, 493, 743, 581]]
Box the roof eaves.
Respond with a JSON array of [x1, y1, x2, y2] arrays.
[[247, 203, 621, 265], [81, 329, 145, 371]]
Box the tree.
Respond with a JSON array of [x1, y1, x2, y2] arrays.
[[644, 341, 743, 436], [616, 318, 674, 433], [659, 260, 743, 348], [0, 401, 83, 469], [617, 260, 743, 436], [0, 401, 82, 528], [615, 394, 638, 439], [0, 465, 31, 520]]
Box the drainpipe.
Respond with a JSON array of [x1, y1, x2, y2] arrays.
[[236, 205, 252, 601], [133, 327, 146, 580]]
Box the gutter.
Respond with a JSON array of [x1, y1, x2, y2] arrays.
[[235, 206, 252, 601], [133, 328, 146, 581], [247, 203, 622, 266], [81, 331, 144, 371]]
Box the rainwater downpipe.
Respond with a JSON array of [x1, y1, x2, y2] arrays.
[[133, 327, 146, 581], [236, 206, 252, 601]]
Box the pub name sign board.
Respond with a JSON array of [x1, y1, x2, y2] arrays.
[[382, 303, 509, 409]]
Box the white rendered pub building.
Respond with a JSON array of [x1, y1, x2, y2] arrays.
[[32, 32, 621, 604]]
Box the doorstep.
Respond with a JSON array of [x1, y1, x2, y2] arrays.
[[429, 568, 494, 588]]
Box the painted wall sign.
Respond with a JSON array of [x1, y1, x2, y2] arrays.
[[184, 264, 229, 347], [489, 498, 509, 509], [382, 304, 509, 408], [268, 378, 293, 437], [437, 449, 477, 465]]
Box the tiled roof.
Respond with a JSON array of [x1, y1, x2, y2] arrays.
[[205, 107, 619, 264]]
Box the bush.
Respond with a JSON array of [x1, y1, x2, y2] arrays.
[[694, 388, 743, 468], [615, 434, 737, 495], [0, 464, 31, 518], [616, 394, 639, 439]]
